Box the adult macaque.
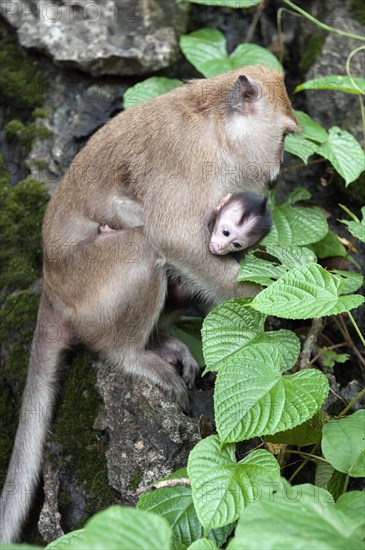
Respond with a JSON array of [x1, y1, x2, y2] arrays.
[[208, 192, 272, 255], [0, 67, 299, 541]]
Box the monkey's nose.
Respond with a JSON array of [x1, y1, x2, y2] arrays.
[[209, 242, 219, 254]]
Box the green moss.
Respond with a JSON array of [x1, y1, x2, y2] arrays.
[[0, 176, 49, 290], [51, 349, 111, 528], [0, 21, 47, 118], [0, 291, 40, 482], [0, 151, 9, 186], [4, 119, 52, 154], [299, 35, 325, 74], [350, 0, 365, 25], [32, 108, 49, 119], [129, 468, 143, 491], [32, 159, 48, 171]]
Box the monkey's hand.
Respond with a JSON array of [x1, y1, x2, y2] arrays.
[[152, 335, 200, 389]]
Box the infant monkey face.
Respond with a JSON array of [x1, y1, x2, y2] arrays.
[[209, 192, 272, 255]]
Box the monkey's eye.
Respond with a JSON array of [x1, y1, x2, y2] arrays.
[[222, 228, 230, 237], [233, 241, 242, 249]]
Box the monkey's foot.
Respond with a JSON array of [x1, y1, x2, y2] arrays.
[[153, 336, 200, 389], [99, 224, 116, 233]]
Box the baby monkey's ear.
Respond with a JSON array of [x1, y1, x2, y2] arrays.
[[258, 196, 268, 214], [228, 75, 260, 112]]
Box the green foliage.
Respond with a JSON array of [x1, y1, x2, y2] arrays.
[[0, 177, 49, 290], [187, 436, 280, 532], [4, 119, 52, 154], [295, 75, 365, 95], [251, 263, 364, 319], [0, 20, 46, 117], [339, 205, 365, 243], [124, 77, 182, 109], [182, 0, 261, 7], [322, 410, 365, 477], [321, 349, 350, 368], [228, 486, 364, 550], [180, 29, 282, 77], [285, 112, 365, 185]]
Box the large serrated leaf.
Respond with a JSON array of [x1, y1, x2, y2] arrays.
[[46, 530, 84, 549], [123, 77, 182, 109], [295, 75, 365, 95], [265, 411, 325, 446], [237, 254, 287, 286], [188, 436, 280, 532], [317, 127, 365, 185], [263, 205, 328, 246], [202, 301, 300, 373], [251, 263, 364, 319], [336, 492, 365, 540], [138, 485, 232, 549], [215, 349, 329, 442], [180, 29, 281, 78], [202, 299, 265, 371], [293, 111, 328, 143], [340, 219, 365, 243], [228, 490, 363, 549], [330, 270, 364, 294], [322, 410, 365, 478], [265, 244, 316, 268], [188, 540, 219, 550]]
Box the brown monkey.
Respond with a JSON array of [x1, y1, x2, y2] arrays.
[[208, 192, 272, 255], [0, 67, 299, 542]]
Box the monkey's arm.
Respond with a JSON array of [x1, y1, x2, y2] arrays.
[[102, 195, 144, 229]]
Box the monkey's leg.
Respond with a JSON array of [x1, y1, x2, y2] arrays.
[[71, 229, 190, 409]]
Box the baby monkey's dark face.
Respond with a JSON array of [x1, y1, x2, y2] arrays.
[[209, 191, 272, 255]]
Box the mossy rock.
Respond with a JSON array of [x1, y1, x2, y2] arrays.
[[299, 34, 325, 74], [0, 21, 47, 119], [50, 349, 112, 528], [0, 177, 49, 290]]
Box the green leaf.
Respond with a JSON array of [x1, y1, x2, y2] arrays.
[[311, 230, 347, 259], [180, 29, 282, 78], [229, 44, 283, 72], [188, 540, 219, 550], [322, 410, 365, 477], [2, 547, 43, 550], [284, 132, 318, 163], [138, 484, 232, 549], [73, 506, 172, 550], [263, 205, 328, 246], [188, 436, 280, 532], [202, 300, 300, 373], [215, 347, 329, 442], [183, 0, 261, 9], [327, 469, 350, 501], [293, 111, 328, 143], [317, 127, 365, 185], [237, 253, 287, 286], [321, 348, 350, 368], [265, 411, 325, 446], [336, 492, 365, 539], [330, 270, 364, 294], [169, 317, 204, 366], [202, 299, 265, 372], [340, 220, 365, 243], [283, 187, 312, 205], [123, 77, 182, 109], [265, 244, 317, 268], [228, 489, 363, 549], [251, 264, 365, 319], [46, 531, 84, 549], [295, 75, 365, 95]]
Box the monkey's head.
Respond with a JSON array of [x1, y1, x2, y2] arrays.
[[209, 192, 272, 255], [202, 66, 300, 190]]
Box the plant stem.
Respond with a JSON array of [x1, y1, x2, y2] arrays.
[[288, 444, 319, 483], [281, 0, 365, 41], [339, 387, 365, 417], [347, 311, 365, 347], [284, 450, 328, 463]]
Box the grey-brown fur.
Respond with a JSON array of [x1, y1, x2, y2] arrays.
[[0, 66, 299, 542]]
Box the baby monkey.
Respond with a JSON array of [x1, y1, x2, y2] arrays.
[[208, 191, 272, 255], [99, 191, 272, 256]]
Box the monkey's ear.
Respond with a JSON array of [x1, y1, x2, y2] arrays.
[[228, 75, 259, 112]]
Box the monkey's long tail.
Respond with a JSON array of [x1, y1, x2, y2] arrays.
[[0, 294, 68, 542]]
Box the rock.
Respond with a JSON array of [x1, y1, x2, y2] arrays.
[[96, 363, 200, 500], [1, 0, 189, 76], [27, 80, 125, 193], [38, 460, 64, 543], [301, 0, 364, 143]]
